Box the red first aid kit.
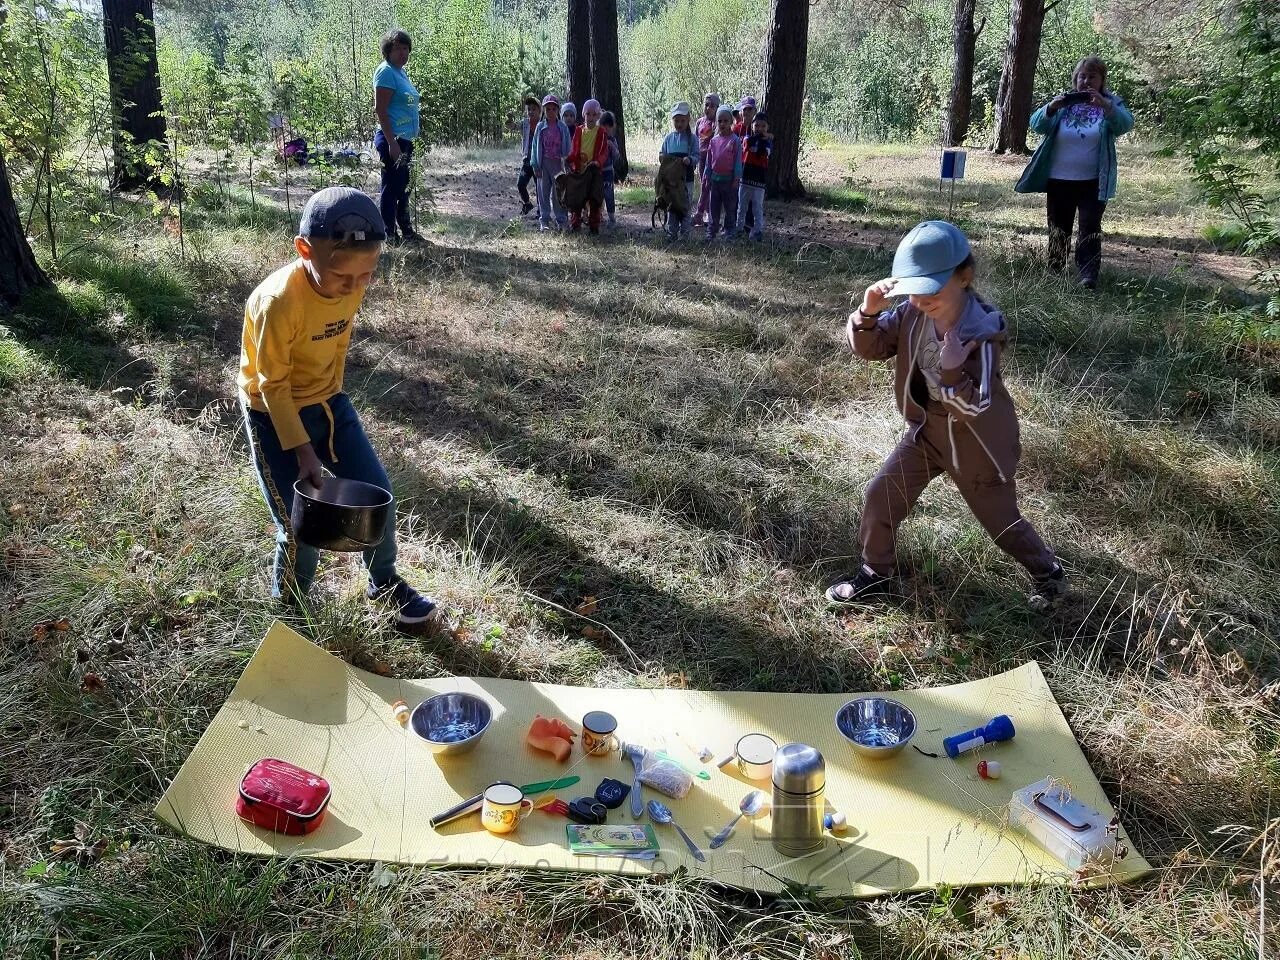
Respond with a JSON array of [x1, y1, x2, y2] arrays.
[[236, 758, 331, 835]]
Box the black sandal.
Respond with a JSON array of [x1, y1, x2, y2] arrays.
[[825, 566, 896, 606]]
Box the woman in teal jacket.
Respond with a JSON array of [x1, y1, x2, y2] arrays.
[[1015, 56, 1134, 289]]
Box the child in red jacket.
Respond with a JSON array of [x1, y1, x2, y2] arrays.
[[567, 98, 610, 234]]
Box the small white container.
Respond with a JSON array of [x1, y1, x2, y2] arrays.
[[1009, 778, 1128, 872]]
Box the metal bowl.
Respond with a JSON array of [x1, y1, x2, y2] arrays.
[[410, 692, 493, 755], [835, 697, 917, 759]]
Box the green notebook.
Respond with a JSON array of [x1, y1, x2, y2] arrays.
[[566, 823, 660, 855]]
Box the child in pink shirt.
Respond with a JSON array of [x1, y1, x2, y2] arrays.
[[705, 106, 742, 240], [692, 92, 720, 227]]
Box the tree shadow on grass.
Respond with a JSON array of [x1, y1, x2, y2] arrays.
[[14, 206, 1271, 686], [350, 313, 866, 576], [7, 284, 165, 391], [181, 188, 296, 234], [870, 174, 1258, 273], [413, 221, 1270, 417], [345, 232, 1280, 642], [6, 247, 229, 412], [397, 230, 854, 315], [387, 459, 875, 694], [348, 320, 1279, 686]]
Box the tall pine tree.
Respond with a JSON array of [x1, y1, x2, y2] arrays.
[[0, 148, 51, 308], [944, 0, 984, 146], [761, 0, 809, 197], [589, 0, 627, 180], [102, 0, 168, 187], [566, 0, 591, 112], [991, 0, 1057, 153]]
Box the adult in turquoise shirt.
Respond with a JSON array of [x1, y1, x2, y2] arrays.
[[1015, 56, 1134, 290], [373, 29, 422, 244]]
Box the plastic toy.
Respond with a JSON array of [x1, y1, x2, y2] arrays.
[[527, 714, 577, 763]]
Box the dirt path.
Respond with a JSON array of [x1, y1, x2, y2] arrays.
[[244, 140, 1253, 289], [411, 144, 1256, 289]]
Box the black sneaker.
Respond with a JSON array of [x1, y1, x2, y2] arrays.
[[367, 576, 445, 631], [521, 200, 534, 216], [1079, 275, 1098, 291], [400, 227, 425, 244], [1028, 563, 1069, 613], [825, 565, 896, 606]]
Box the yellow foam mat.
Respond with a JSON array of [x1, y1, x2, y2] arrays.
[[156, 622, 1149, 896]]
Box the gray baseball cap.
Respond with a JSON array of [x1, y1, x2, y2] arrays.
[[890, 220, 971, 295], [298, 187, 386, 242]]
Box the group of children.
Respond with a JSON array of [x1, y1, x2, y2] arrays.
[[659, 93, 772, 241], [519, 94, 621, 234], [515, 90, 774, 241]]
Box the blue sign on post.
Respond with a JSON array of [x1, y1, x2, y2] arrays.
[[939, 148, 967, 217], [940, 148, 968, 181]]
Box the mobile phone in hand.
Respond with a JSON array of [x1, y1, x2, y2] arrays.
[[1061, 90, 1092, 106]]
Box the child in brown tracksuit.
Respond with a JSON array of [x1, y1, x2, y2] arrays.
[[827, 220, 1069, 612]]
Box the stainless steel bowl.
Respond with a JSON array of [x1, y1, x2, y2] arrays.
[[835, 697, 917, 759], [410, 692, 493, 755]]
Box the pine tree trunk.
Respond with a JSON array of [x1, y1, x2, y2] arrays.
[[991, 0, 1047, 154], [0, 148, 51, 308], [761, 0, 809, 198], [944, 0, 979, 146], [102, 0, 168, 189], [566, 0, 591, 113], [588, 0, 628, 180]]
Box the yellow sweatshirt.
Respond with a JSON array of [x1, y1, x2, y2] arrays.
[[238, 259, 365, 451]]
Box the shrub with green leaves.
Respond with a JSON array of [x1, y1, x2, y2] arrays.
[[0, 0, 110, 256], [1153, 0, 1280, 317]]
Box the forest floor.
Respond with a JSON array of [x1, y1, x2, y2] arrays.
[[0, 138, 1277, 958], [420, 136, 1256, 286]]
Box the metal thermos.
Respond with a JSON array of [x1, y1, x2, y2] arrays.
[[771, 742, 826, 856]]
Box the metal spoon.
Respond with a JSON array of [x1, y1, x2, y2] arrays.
[[647, 799, 706, 862], [709, 790, 768, 849]]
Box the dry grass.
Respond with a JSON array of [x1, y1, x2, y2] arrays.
[[0, 140, 1277, 959]]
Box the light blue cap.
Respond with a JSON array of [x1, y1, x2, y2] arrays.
[[890, 221, 971, 295]]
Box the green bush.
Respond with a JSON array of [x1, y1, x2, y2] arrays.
[[621, 0, 768, 134], [397, 0, 522, 144]]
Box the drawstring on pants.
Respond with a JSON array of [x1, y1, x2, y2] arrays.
[[320, 399, 338, 463]]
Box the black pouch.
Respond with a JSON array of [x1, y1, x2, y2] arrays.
[[567, 797, 608, 824], [594, 778, 630, 809]]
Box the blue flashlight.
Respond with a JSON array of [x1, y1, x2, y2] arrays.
[[943, 715, 1015, 758]]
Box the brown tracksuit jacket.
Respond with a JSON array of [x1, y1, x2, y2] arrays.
[[847, 293, 1057, 578]]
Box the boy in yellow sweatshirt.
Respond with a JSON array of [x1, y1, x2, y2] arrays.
[[239, 186, 441, 630]]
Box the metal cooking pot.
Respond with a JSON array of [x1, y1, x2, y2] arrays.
[[290, 477, 392, 552]]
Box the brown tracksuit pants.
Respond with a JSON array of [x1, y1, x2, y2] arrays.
[[860, 409, 1057, 579]]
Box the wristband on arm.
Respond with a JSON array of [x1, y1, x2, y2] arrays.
[[854, 307, 882, 330]]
